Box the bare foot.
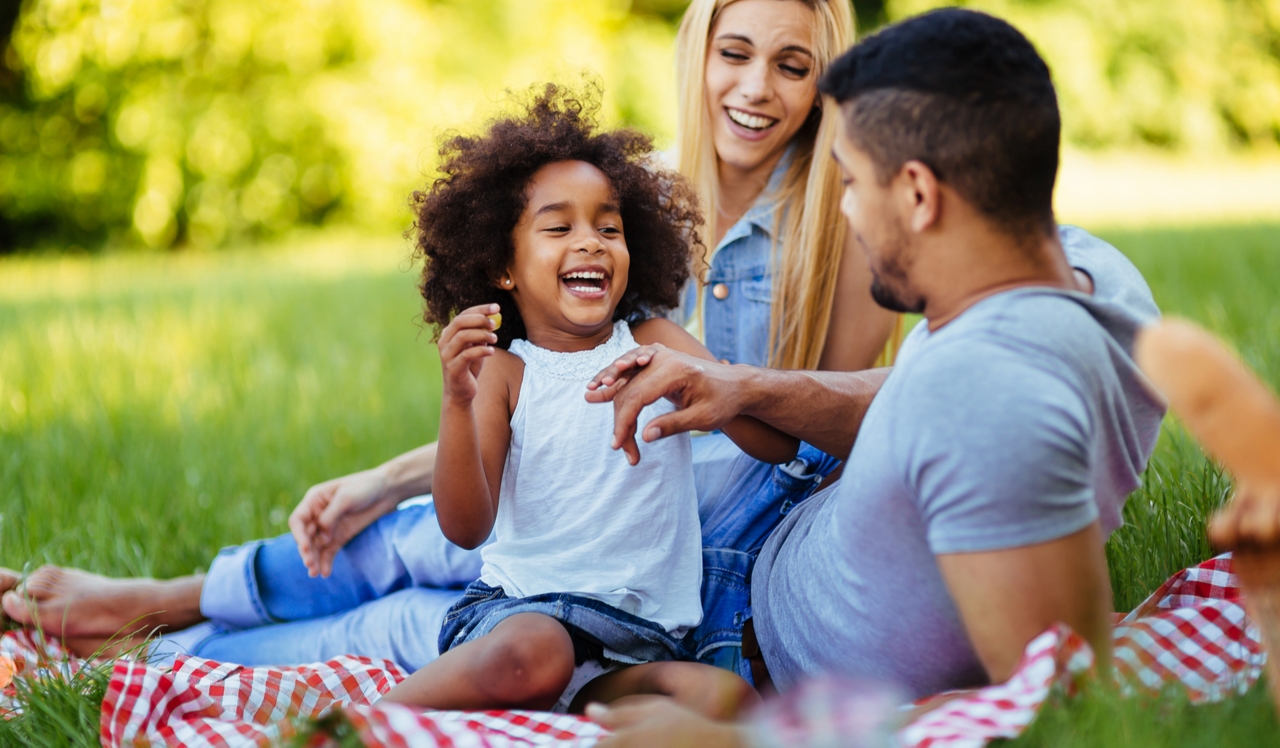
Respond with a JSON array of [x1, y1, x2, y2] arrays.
[[1, 566, 205, 640]]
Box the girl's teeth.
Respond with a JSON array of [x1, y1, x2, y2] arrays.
[[728, 109, 775, 130]]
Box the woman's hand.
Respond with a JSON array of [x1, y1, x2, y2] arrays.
[[440, 304, 501, 404], [289, 467, 398, 578]]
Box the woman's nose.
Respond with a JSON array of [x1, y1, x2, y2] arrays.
[[738, 62, 772, 103]]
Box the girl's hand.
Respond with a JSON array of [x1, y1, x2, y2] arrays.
[[440, 303, 500, 404]]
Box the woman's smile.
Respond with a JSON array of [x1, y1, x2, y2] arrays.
[[724, 106, 780, 141]]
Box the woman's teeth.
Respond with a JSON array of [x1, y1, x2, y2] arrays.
[[727, 108, 776, 131]]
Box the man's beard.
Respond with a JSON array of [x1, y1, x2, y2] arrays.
[[860, 225, 925, 314], [870, 272, 925, 313]]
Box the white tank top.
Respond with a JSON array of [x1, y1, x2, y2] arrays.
[[479, 321, 703, 634]]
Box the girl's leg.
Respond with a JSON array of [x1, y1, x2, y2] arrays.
[[570, 661, 760, 720], [380, 612, 576, 710]]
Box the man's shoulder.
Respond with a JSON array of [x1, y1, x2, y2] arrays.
[[903, 291, 1109, 393]]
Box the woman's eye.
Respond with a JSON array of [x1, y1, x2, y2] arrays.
[[720, 49, 749, 62], [779, 64, 810, 78]]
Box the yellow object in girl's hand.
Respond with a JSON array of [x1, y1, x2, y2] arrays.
[[487, 312, 502, 331], [0, 654, 15, 690]]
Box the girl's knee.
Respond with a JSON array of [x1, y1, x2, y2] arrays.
[[477, 614, 575, 707]]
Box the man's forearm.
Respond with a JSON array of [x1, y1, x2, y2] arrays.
[[377, 441, 439, 504], [736, 367, 890, 459]]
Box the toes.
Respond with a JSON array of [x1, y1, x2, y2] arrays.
[[0, 569, 19, 601], [2, 590, 30, 624]]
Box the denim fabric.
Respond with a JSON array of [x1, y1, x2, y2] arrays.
[[157, 586, 464, 672], [439, 580, 690, 666], [677, 153, 789, 368], [198, 500, 484, 628], [687, 442, 841, 683]]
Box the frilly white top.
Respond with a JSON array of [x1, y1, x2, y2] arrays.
[[478, 320, 703, 634]]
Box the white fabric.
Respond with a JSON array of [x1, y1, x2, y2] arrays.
[[479, 320, 704, 634]]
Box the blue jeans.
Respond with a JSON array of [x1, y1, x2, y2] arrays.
[[160, 435, 838, 674]]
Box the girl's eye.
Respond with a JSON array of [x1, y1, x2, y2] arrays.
[[779, 63, 810, 78], [546, 226, 570, 233], [720, 49, 749, 62], [600, 226, 621, 235]]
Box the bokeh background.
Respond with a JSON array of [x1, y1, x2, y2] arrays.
[[1, 0, 1279, 252], [2, 3, 1280, 743]]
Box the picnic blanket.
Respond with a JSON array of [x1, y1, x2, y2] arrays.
[[0, 554, 1266, 747]]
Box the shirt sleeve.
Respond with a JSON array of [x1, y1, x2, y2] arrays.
[[895, 337, 1099, 554]]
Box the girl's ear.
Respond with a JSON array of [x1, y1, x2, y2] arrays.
[[497, 274, 515, 290]]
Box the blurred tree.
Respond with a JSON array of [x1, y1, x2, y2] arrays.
[[889, 0, 1280, 152], [1, 0, 1278, 252]]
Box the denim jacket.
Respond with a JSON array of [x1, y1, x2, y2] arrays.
[[678, 157, 789, 368]]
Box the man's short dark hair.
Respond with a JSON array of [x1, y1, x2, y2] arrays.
[[819, 9, 1059, 238]]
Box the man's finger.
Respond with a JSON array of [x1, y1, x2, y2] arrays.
[[640, 407, 708, 443]]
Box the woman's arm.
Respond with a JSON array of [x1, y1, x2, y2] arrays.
[[432, 305, 516, 549], [632, 319, 799, 464], [817, 230, 899, 372]]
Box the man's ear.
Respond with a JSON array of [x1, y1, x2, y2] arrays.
[[897, 159, 942, 234]]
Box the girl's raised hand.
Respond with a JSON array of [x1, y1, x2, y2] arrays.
[[439, 303, 500, 403]]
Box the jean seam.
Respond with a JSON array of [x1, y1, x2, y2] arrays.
[[244, 541, 280, 626]]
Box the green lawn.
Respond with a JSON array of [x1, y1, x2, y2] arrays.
[[1, 223, 1278, 745]]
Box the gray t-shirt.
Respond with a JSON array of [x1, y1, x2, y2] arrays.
[[751, 227, 1165, 698]]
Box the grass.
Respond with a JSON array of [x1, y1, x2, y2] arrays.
[[1, 222, 1279, 744]]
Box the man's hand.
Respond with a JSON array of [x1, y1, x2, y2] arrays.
[[289, 468, 399, 578], [585, 346, 749, 465], [586, 698, 748, 748]]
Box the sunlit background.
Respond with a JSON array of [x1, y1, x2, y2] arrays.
[[1, 0, 1278, 252]]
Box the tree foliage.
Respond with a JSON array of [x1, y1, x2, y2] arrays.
[[889, 0, 1280, 151], [0, 0, 1278, 251]]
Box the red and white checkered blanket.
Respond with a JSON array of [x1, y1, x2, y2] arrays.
[[0, 555, 1266, 747]]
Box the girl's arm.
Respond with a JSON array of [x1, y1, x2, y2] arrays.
[[433, 304, 518, 549], [817, 230, 899, 371], [632, 318, 799, 464]]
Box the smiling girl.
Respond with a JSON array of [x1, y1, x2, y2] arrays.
[[377, 86, 794, 715]]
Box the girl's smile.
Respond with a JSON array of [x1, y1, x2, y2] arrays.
[[505, 160, 630, 352]]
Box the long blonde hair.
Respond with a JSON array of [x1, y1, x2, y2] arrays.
[[677, 0, 892, 370]]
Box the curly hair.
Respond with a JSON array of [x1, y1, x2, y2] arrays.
[[412, 83, 705, 349]]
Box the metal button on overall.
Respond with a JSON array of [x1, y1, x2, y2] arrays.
[[712, 283, 729, 300]]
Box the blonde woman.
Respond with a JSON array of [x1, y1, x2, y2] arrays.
[[0, 1, 889, 683], [674, 0, 898, 374]]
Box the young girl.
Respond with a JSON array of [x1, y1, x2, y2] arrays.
[[378, 85, 798, 716]]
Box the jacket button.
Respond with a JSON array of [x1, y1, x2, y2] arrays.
[[712, 283, 729, 300]]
